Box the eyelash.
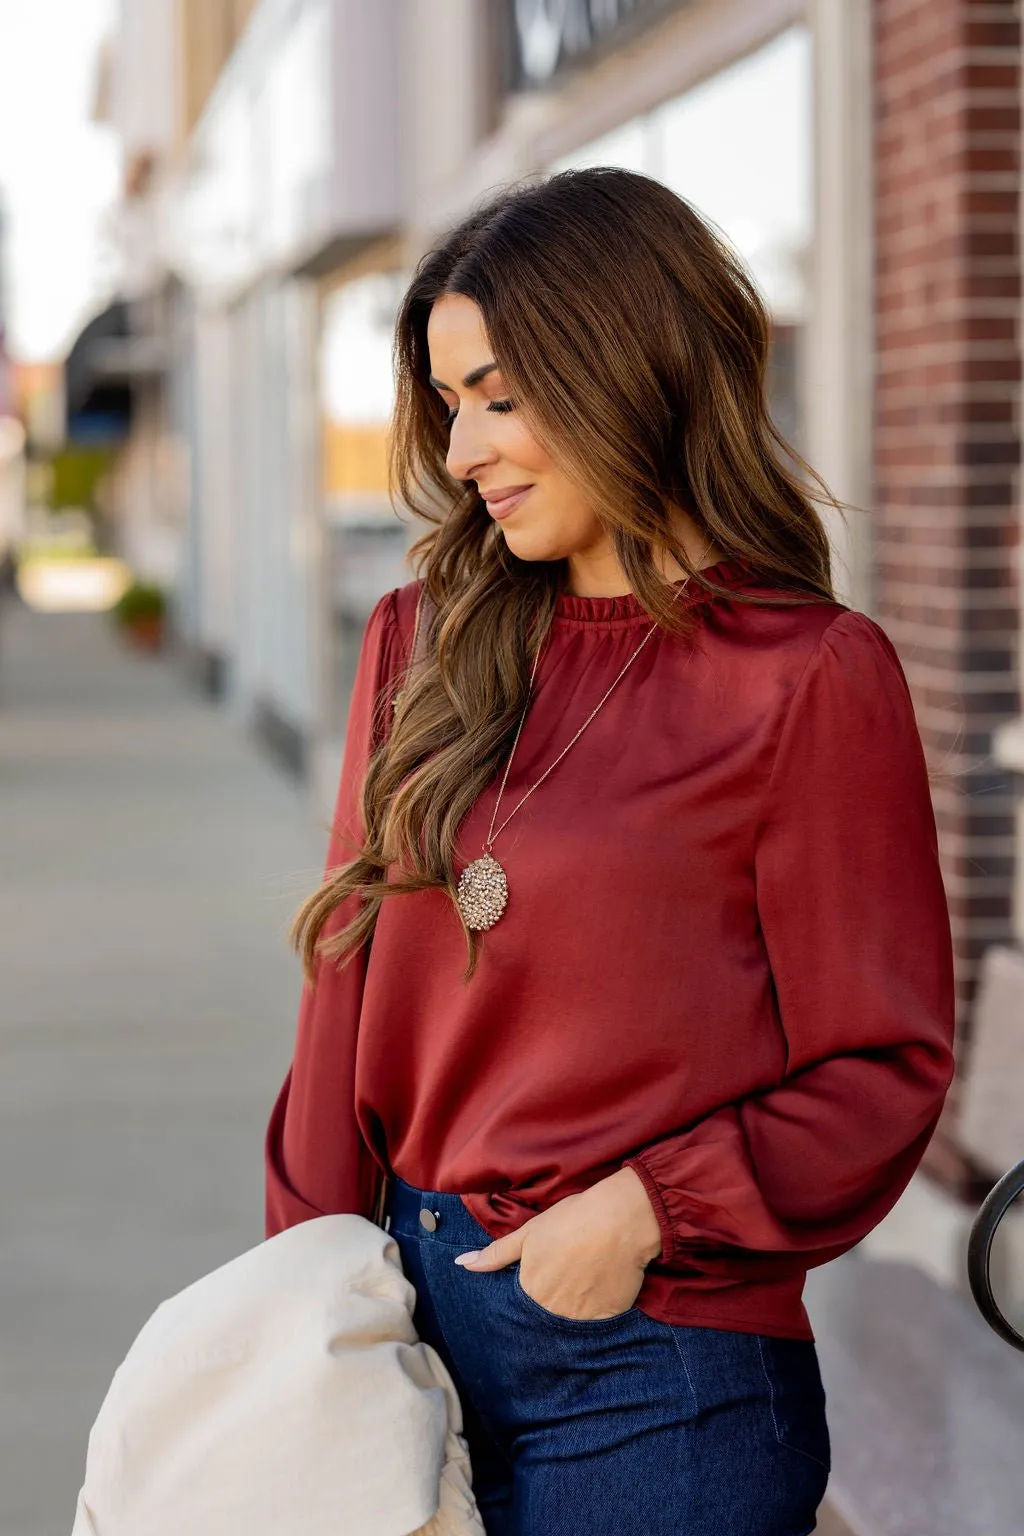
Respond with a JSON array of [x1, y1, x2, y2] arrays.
[[443, 399, 516, 425]]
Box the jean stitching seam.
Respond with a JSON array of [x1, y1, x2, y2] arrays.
[[667, 1326, 699, 1418], [393, 1230, 484, 1250], [756, 1335, 829, 1472]]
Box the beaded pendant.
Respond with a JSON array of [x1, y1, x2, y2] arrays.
[[456, 852, 509, 931]]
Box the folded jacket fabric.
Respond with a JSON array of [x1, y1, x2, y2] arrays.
[[70, 1215, 483, 1536]]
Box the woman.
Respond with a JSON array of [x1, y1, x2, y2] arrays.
[[266, 168, 955, 1535]]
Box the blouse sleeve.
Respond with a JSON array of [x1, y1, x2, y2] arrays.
[[623, 610, 956, 1275], [265, 589, 405, 1238]]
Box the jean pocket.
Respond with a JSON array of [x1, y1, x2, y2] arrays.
[[511, 1264, 638, 1329], [756, 1335, 832, 1472]]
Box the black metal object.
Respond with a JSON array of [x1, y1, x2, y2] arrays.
[[967, 1157, 1024, 1352]]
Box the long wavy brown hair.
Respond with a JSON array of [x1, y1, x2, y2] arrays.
[[293, 167, 841, 982]]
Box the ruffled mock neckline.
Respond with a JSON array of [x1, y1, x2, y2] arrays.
[[552, 557, 749, 624]]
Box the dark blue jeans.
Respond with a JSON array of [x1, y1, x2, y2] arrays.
[[387, 1177, 830, 1535]]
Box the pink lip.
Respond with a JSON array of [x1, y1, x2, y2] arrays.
[[482, 485, 533, 520]]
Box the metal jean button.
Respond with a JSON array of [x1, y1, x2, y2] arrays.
[[419, 1208, 440, 1232]]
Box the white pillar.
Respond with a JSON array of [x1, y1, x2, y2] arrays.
[[803, 0, 875, 611]]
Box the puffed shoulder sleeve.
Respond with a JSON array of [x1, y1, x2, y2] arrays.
[[265, 588, 406, 1237], [624, 610, 956, 1274]]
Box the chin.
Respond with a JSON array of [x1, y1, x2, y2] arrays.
[[498, 528, 567, 566]]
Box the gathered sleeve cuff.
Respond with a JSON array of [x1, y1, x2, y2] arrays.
[[624, 611, 956, 1276]]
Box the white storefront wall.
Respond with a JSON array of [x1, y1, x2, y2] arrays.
[[171, 0, 402, 756], [189, 304, 236, 677], [225, 282, 318, 746]]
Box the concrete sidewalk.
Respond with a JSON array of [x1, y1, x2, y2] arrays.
[[0, 602, 326, 1535]]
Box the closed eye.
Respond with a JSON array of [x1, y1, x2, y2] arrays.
[[443, 398, 516, 425]]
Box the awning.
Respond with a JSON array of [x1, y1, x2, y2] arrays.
[[64, 299, 169, 443]]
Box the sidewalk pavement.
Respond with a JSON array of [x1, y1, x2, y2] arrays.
[[0, 602, 327, 1535]]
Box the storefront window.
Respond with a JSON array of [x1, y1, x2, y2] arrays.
[[552, 25, 812, 449], [319, 268, 413, 735]]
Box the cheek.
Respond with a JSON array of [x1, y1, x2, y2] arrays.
[[500, 416, 553, 479], [497, 418, 603, 550], [549, 486, 603, 542], [500, 420, 590, 520]]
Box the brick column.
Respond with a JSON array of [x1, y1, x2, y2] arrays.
[[873, 0, 1021, 1193]]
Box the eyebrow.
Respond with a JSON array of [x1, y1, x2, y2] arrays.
[[427, 361, 499, 391]]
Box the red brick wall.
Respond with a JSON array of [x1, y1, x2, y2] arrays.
[[872, 0, 1021, 1193]]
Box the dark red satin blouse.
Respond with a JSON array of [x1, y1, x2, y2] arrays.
[[266, 559, 955, 1340]]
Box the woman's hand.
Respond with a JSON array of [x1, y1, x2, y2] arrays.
[[453, 1167, 663, 1321]]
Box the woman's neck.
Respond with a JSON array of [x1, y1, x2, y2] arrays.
[[565, 529, 724, 598]]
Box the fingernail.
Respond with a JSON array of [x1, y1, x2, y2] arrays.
[[454, 1251, 482, 1266]]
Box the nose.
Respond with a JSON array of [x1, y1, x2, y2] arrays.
[[445, 411, 497, 485]]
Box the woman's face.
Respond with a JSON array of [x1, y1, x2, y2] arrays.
[[426, 294, 609, 569]]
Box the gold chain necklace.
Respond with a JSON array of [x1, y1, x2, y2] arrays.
[[455, 565, 703, 932]]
